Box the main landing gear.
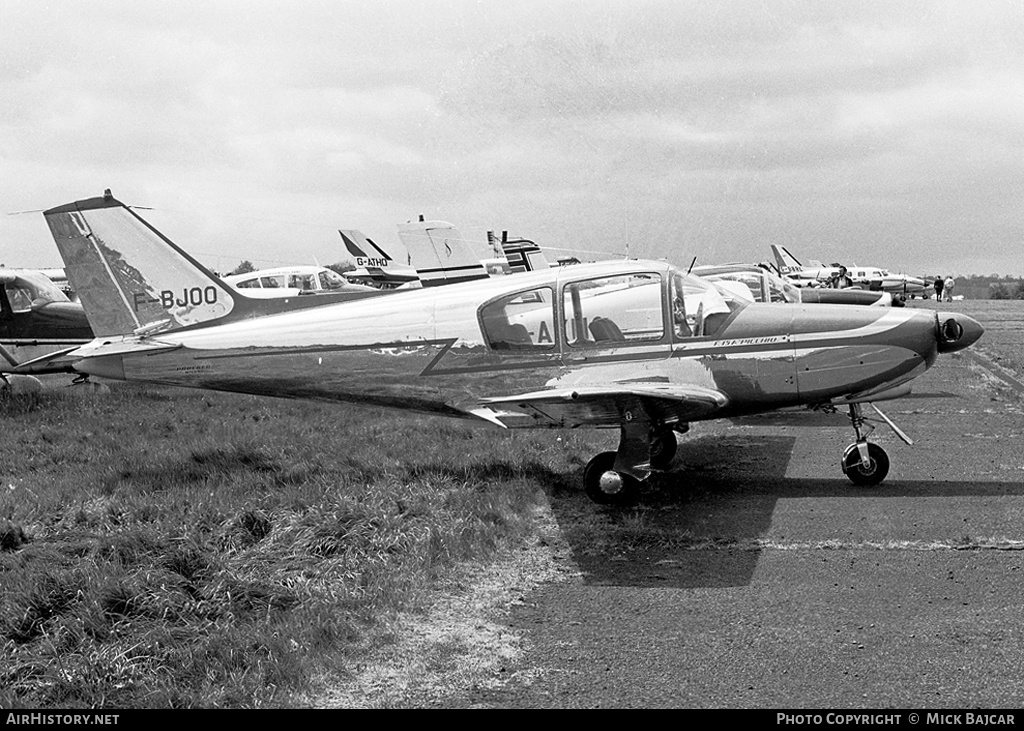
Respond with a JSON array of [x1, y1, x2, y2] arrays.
[[841, 402, 912, 486], [581, 401, 912, 503], [582, 414, 685, 505]]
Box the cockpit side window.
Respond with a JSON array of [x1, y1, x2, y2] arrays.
[[480, 286, 556, 351], [289, 274, 317, 290], [319, 270, 347, 290], [671, 273, 701, 339], [5, 286, 33, 313], [672, 272, 739, 339], [563, 273, 664, 346]]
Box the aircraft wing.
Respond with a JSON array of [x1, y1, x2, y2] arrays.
[[472, 383, 729, 428]]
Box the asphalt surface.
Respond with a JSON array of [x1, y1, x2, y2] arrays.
[[443, 301, 1024, 708]]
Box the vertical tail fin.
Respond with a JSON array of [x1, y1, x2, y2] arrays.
[[340, 229, 393, 265], [339, 229, 420, 287], [499, 234, 549, 273], [397, 218, 489, 287], [770, 244, 803, 274], [43, 191, 236, 337]]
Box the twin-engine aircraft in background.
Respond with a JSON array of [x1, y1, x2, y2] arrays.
[[0, 268, 93, 388], [43, 191, 983, 505], [341, 220, 552, 288], [222, 264, 380, 297], [341, 218, 494, 289], [771, 245, 927, 298], [693, 264, 903, 308]]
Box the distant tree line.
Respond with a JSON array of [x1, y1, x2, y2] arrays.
[[930, 274, 1024, 300], [225, 260, 355, 277]]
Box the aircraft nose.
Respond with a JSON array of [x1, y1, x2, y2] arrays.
[[936, 313, 984, 353]]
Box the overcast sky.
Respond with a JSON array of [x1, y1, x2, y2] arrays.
[[1, 0, 1022, 277]]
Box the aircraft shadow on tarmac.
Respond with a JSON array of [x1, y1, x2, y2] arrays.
[[547, 433, 1024, 591]]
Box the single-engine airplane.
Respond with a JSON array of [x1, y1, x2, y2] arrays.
[[44, 192, 983, 504], [771, 245, 927, 298]]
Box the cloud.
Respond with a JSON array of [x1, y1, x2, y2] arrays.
[[0, 1, 1022, 276]]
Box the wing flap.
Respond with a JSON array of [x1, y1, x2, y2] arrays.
[[477, 384, 729, 428]]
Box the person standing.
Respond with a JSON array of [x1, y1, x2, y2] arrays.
[[944, 275, 956, 302], [829, 266, 853, 288], [933, 276, 944, 302]]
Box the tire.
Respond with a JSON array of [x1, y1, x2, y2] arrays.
[[583, 451, 639, 506], [842, 443, 890, 486], [650, 431, 677, 470]]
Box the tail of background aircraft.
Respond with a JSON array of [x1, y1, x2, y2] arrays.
[[397, 218, 489, 287], [339, 228, 420, 287], [770, 244, 804, 274], [491, 231, 549, 273], [340, 229, 395, 267]]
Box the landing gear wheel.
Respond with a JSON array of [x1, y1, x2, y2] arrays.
[[842, 442, 890, 486], [584, 451, 640, 506], [650, 431, 677, 470]]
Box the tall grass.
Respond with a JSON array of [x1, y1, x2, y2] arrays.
[[0, 382, 590, 708]]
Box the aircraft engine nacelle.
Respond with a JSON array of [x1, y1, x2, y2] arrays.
[[935, 314, 983, 353]]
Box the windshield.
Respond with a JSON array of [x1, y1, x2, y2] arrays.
[[669, 268, 746, 338], [3, 272, 69, 310], [768, 273, 802, 303], [698, 267, 800, 304], [319, 270, 348, 290]]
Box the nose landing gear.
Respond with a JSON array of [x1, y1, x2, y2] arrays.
[[841, 402, 911, 486], [842, 441, 890, 485]]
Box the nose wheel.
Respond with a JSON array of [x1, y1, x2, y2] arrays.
[[841, 402, 904, 486], [842, 441, 889, 486]]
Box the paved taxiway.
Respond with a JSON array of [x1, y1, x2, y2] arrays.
[[448, 301, 1024, 708]]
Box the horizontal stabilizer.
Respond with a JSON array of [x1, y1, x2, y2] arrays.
[[67, 336, 183, 360], [6, 346, 81, 375]]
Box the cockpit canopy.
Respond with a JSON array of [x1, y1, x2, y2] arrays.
[[693, 264, 802, 305], [0, 271, 71, 314], [226, 266, 355, 292], [478, 264, 746, 351]]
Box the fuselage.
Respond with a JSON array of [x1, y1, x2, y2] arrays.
[[1, 270, 93, 367], [67, 260, 980, 427], [786, 267, 926, 296]]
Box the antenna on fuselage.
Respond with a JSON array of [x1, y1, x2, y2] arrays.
[[686, 256, 697, 275]]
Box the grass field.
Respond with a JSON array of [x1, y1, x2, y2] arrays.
[[0, 381, 599, 708], [5, 300, 1012, 708]]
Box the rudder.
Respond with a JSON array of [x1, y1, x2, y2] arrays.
[[397, 218, 489, 287], [44, 191, 235, 337]]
